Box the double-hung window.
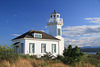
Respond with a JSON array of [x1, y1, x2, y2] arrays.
[[52, 44, 56, 53], [29, 43, 35, 53], [41, 43, 46, 53]]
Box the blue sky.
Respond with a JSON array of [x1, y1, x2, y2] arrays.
[[0, 0, 100, 47]]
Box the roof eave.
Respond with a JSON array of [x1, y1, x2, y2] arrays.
[[11, 38, 25, 41], [24, 38, 60, 41]]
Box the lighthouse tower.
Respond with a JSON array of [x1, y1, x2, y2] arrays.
[[47, 10, 64, 55]]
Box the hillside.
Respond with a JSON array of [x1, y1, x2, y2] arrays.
[[0, 58, 68, 67], [0, 55, 100, 67], [0, 45, 100, 67], [80, 48, 100, 52]]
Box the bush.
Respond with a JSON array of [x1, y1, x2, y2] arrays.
[[62, 45, 84, 65], [0, 45, 19, 62], [30, 55, 37, 59], [96, 52, 100, 55], [21, 54, 30, 59], [41, 52, 54, 60], [56, 55, 64, 61], [83, 55, 100, 67], [42, 62, 49, 67]]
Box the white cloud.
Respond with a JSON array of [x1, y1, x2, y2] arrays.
[[85, 17, 100, 24], [40, 30, 45, 32], [63, 17, 100, 47], [63, 25, 100, 37], [64, 36, 100, 47], [12, 34, 20, 36]]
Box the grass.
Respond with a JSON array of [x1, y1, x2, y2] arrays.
[[0, 59, 97, 67], [0, 55, 100, 67], [82, 55, 100, 67]]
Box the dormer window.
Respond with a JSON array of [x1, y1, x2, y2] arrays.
[[34, 33, 42, 38]]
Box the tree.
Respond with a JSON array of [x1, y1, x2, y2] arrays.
[[63, 45, 84, 65]]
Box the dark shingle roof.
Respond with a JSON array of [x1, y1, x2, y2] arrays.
[[12, 30, 59, 40], [13, 42, 20, 45]]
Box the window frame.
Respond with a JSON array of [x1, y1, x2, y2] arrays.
[[57, 28, 61, 36], [51, 15, 52, 18], [21, 43, 24, 53], [57, 15, 59, 17], [52, 44, 56, 53], [34, 33, 42, 38], [29, 43, 35, 53], [16, 46, 19, 53], [41, 43, 46, 53]]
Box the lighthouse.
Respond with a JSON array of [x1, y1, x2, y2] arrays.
[[12, 10, 64, 57], [47, 10, 64, 55]]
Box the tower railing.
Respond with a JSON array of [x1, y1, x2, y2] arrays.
[[47, 18, 63, 23]]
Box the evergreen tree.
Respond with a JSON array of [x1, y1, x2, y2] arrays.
[[63, 45, 84, 65]]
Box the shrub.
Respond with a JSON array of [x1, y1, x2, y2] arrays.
[[30, 55, 37, 59], [41, 52, 54, 60], [42, 62, 49, 67], [0, 45, 19, 62], [63, 45, 84, 65], [56, 55, 64, 61], [96, 52, 100, 55], [21, 54, 30, 59], [83, 55, 100, 67]]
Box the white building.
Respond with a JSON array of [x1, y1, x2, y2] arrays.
[[12, 10, 64, 57]]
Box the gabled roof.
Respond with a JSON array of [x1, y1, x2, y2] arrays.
[[12, 30, 60, 41]]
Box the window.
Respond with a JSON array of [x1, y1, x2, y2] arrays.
[[52, 44, 56, 53], [57, 15, 59, 17], [57, 28, 61, 36], [21, 43, 24, 53], [51, 15, 52, 18], [29, 43, 35, 53], [54, 15, 55, 18], [16, 46, 19, 53], [41, 43, 46, 53], [34, 33, 42, 38]]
